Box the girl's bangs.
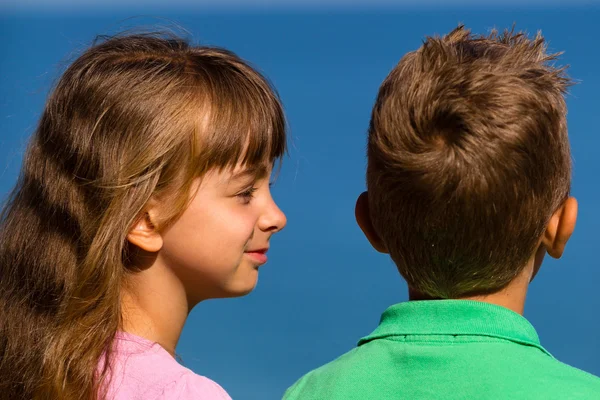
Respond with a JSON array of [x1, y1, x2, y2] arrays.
[[194, 64, 286, 174]]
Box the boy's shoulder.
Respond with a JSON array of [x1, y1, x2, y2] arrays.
[[519, 356, 600, 398], [282, 346, 369, 400], [284, 343, 600, 400], [283, 301, 600, 400]]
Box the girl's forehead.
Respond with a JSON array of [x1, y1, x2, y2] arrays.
[[232, 163, 270, 179], [208, 162, 273, 184]]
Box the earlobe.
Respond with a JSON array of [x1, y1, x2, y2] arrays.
[[355, 191, 388, 254], [127, 211, 163, 253], [542, 197, 578, 259]]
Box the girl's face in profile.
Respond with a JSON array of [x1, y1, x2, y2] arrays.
[[158, 162, 287, 303]]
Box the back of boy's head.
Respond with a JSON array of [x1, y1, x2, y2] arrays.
[[366, 25, 572, 298]]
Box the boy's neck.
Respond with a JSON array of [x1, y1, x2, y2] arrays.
[[408, 261, 534, 315]]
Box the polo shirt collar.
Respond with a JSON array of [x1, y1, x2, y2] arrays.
[[358, 300, 552, 357]]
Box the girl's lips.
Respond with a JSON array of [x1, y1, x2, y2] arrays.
[[245, 249, 268, 264]]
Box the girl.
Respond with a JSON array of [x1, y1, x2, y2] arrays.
[[0, 32, 287, 399]]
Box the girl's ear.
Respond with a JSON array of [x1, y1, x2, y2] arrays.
[[127, 210, 163, 253]]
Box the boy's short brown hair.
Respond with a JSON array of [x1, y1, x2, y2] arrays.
[[367, 26, 572, 298]]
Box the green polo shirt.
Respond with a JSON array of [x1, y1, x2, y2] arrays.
[[283, 300, 600, 399]]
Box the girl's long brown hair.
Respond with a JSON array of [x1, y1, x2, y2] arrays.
[[0, 33, 285, 400]]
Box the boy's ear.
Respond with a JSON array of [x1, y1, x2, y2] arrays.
[[355, 191, 388, 254], [542, 197, 578, 259], [127, 209, 163, 253]]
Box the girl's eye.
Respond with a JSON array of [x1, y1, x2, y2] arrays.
[[237, 187, 258, 204]]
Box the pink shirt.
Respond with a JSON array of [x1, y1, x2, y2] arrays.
[[103, 332, 232, 400]]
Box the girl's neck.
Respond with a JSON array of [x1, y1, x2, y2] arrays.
[[120, 257, 190, 356]]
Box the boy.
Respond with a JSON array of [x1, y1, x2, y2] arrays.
[[283, 26, 600, 399]]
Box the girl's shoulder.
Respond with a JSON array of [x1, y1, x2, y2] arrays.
[[157, 370, 232, 400], [106, 332, 231, 400]]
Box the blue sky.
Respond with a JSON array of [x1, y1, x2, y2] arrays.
[[2, 3, 600, 399]]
